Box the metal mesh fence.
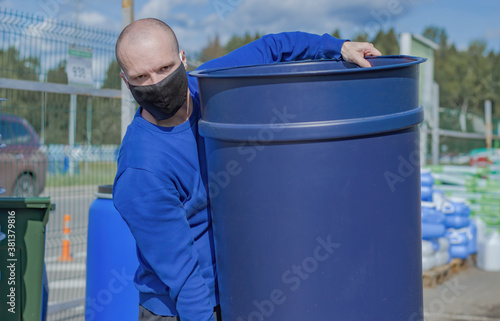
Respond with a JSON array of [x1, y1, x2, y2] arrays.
[[437, 107, 499, 158], [0, 8, 122, 321], [0, 8, 120, 86]]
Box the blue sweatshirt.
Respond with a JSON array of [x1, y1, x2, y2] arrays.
[[113, 32, 346, 321]]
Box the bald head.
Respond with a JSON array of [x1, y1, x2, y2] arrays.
[[116, 18, 179, 71]]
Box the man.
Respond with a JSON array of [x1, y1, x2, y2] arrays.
[[113, 18, 381, 321]]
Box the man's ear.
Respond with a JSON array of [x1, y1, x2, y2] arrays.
[[179, 50, 188, 70], [120, 71, 130, 89]]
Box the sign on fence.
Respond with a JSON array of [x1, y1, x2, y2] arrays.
[[67, 45, 94, 87]]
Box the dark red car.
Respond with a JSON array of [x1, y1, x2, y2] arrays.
[[0, 113, 48, 196]]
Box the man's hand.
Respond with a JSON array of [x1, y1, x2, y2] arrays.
[[340, 41, 382, 68]]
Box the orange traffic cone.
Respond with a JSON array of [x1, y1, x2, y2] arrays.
[[58, 214, 74, 262]]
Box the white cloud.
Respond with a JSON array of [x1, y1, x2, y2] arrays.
[[55, 10, 120, 32], [137, 0, 210, 19], [137, 0, 185, 19], [78, 11, 108, 27], [145, 0, 423, 55], [226, 0, 417, 37], [146, 0, 425, 59]]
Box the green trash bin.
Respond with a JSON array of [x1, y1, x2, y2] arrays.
[[0, 197, 53, 321]]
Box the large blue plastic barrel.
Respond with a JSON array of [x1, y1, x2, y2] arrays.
[[41, 264, 48, 321], [192, 56, 426, 321], [85, 185, 139, 321]]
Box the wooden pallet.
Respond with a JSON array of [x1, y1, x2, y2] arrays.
[[449, 257, 468, 274], [423, 255, 474, 288], [470, 253, 477, 265], [423, 263, 451, 288]]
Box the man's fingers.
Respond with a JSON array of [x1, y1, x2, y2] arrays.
[[353, 57, 371, 68], [340, 41, 382, 67], [346, 53, 372, 68], [367, 47, 382, 57], [355, 47, 382, 68]]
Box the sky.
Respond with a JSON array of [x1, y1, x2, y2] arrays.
[[0, 0, 499, 57]]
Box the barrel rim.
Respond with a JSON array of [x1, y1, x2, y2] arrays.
[[190, 55, 426, 79], [199, 106, 423, 142]]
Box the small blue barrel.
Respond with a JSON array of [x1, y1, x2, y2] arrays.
[[85, 185, 139, 321], [192, 56, 426, 320], [422, 222, 446, 239], [447, 228, 470, 259], [442, 199, 471, 229], [445, 215, 470, 229], [421, 169, 434, 201], [421, 169, 434, 187], [421, 186, 433, 202], [421, 206, 445, 225]]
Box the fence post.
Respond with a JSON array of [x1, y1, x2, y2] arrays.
[[69, 93, 77, 175], [432, 82, 440, 165], [87, 96, 93, 146], [41, 89, 46, 145], [121, 0, 135, 141], [485, 100, 492, 149]]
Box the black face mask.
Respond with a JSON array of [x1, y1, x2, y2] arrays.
[[128, 63, 188, 121]]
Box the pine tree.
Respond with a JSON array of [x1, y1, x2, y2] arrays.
[[332, 29, 341, 39], [102, 60, 121, 90], [352, 32, 369, 42], [199, 35, 225, 62], [372, 28, 399, 55]]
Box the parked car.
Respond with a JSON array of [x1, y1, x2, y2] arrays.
[[0, 113, 48, 196]]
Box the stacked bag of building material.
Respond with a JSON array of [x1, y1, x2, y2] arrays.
[[423, 164, 500, 271], [435, 237, 450, 266], [430, 165, 500, 215], [421, 203, 446, 239], [440, 197, 475, 259], [420, 170, 451, 271], [421, 238, 451, 272], [420, 170, 478, 271], [421, 168, 434, 202], [421, 170, 445, 239], [468, 149, 500, 271], [421, 239, 436, 272]]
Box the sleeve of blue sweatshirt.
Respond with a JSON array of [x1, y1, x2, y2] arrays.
[[194, 31, 348, 71], [114, 168, 215, 321]]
